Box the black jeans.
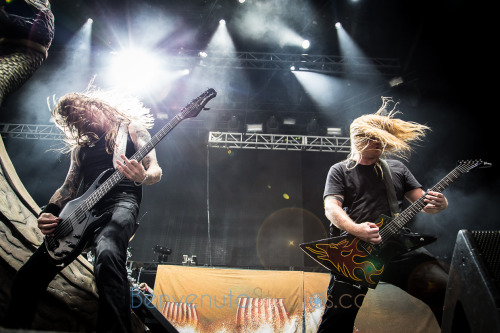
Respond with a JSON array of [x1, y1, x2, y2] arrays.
[[3, 192, 139, 333], [317, 247, 448, 333]]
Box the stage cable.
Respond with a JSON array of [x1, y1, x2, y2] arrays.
[[206, 145, 213, 266]]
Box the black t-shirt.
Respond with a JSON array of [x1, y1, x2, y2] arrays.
[[323, 159, 421, 225], [79, 134, 142, 203]]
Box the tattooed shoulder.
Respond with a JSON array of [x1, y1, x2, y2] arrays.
[[129, 122, 151, 148]]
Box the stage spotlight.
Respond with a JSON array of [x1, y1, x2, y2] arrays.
[[292, 64, 346, 109], [327, 127, 342, 136], [246, 124, 263, 133], [302, 39, 310, 49], [199, 51, 208, 58], [207, 17, 236, 54], [87, 18, 93, 24], [157, 113, 169, 120], [290, 65, 296, 71], [336, 21, 372, 64], [335, 22, 343, 30], [389, 76, 404, 87], [52, 16, 92, 87], [106, 48, 164, 93], [238, 0, 246, 3]]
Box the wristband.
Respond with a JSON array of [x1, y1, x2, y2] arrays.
[[39, 203, 61, 217]]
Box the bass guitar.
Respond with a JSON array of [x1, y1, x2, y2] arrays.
[[300, 159, 491, 289], [45, 88, 217, 265]]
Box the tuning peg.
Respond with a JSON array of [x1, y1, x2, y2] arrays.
[[479, 161, 493, 168]]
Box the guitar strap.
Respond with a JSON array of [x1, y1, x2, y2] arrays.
[[379, 159, 438, 250], [113, 121, 129, 169], [380, 159, 399, 218]]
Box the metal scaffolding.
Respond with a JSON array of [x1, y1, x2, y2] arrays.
[[1, 125, 351, 154], [208, 131, 350, 153], [172, 50, 400, 76], [0, 123, 64, 140], [43, 48, 401, 77]]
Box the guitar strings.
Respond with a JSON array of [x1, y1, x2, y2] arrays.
[[48, 91, 218, 256], [50, 114, 182, 240], [378, 166, 465, 241], [51, 171, 124, 240], [48, 93, 206, 248]]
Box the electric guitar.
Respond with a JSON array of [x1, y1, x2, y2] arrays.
[[44, 88, 217, 265], [300, 159, 491, 289]]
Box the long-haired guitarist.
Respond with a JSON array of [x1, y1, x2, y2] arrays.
[[3, 88, 162, 332], [317, 98, 449, 332]]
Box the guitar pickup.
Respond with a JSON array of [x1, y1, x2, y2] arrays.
[[54, 250, 69, 257], [65, 240, 76, 248]]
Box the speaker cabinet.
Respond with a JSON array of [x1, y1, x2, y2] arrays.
[[137, 267, 158, 288], [441, 230, 500, 333]]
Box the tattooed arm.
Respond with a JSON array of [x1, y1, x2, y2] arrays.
[[49, 148, 82, 207], [116, 122, 162, 186], [38, 148, 82, 235]]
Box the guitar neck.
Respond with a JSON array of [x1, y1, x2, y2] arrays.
[[55, 88, 216, 242], [84, 171, 124, 209], [75, 88, 217, 213], [131, 114, 183, 162], [382, 165, 464, 239], [83, 113, 186, 210]]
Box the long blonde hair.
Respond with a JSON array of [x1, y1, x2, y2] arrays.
[[51, 87, 154, 154], [347, 97, 430, 167]]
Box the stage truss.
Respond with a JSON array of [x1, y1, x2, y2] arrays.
[[44, 49, 401, 77], [208, 131, 350, 153], [172, 50, 401, 76], [0, 123, 64, 140], [0, 125, 351, 153]]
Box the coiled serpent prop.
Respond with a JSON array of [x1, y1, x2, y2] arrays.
[[0, 0, 54, 106]]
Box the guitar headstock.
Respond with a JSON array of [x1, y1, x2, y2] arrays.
[[457, 159, 492, 173], [181, 88, 217, 119]]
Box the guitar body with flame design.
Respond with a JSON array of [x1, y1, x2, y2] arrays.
[[300, 159, 490, 289], [300, 215, 436, 289]]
